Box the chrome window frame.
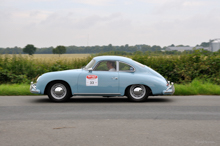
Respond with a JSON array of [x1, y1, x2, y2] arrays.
[[93, 60, 118, 72], [84, 59, 96, 70], [118, 61, 135, 72]]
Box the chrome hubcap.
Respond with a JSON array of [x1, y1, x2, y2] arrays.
[[130, 85, 146, 99], [51, 83, 67, 100], [54, 87, 64, 95], [133, 87, 143, 95]]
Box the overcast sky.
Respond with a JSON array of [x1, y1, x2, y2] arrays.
[[0, 0, 220, 48]]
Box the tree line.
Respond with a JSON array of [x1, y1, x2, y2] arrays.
[[0, 42, 210, 55], [0, 44, 162, 55]]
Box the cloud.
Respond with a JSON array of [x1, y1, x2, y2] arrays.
[[142, 7, 220, 46], [142, 0, 209, 15], [138, 0, 173, 4], [182, 1, 206, 7], [71, 0, 114, 6], [139, 0, 207, 5], [6, 0, 57, 2], [39, 12, 124, 30], [1, 0, 220, 48]]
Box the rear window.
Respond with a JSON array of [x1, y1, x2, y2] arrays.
[[119, 62, 134, 71]]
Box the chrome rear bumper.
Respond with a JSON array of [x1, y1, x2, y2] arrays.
[[30, 82, 40, 94], [163, 82, 175, 95]]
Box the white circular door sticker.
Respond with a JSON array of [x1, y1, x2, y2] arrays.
[[86, 75, 98, 86]]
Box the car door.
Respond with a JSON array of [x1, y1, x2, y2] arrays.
[[77, 61, 119, 94], [118, 61, 136, 90]]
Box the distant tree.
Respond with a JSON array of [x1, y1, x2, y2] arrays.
[[200, 42, 209, 47], [104, 44, 113, 52], [142, 45, 152, 52], [125, 44, 129, 50], [176, 45, 190, 47], [152, 45, 161, 51], [23, 44, 37, 55], [53, 45, 66, 56]]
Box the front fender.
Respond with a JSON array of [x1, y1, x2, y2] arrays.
[[36, 69, 81, 95]]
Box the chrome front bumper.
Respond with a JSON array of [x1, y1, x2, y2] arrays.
[[30, 82, 40, 94], [163, 82, 175, 95]]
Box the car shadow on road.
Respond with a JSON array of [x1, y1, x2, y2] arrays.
[[32, 96, 173, 104]]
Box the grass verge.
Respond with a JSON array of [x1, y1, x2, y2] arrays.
[[0, 79, 219, 95], [0, 84, 36, 95], [174, 79, 220, 95]]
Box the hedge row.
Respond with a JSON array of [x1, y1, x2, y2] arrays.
[[0, 54, 92, 84], [0, 52, 219, 84], [132, 52, 220, 84]]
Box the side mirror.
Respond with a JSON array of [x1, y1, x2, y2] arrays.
[[88, 68, 93, 72]]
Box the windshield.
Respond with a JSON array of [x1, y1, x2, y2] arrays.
[[84, 59, 96, 69]]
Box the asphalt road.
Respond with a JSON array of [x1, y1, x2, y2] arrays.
[[0, 96, 220, 146]]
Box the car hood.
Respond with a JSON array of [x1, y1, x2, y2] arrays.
[[43, 69, 81, 75], [38, 69, 82, 82]]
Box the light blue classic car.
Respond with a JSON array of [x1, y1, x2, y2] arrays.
[[30, 56, 174, 102]]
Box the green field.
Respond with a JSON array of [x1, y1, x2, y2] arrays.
[[174, 79, 220, 95], [0, 84, 34, 95], [1, 54, 90, 59]]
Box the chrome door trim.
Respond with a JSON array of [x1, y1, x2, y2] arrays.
[[74, 93, 121, 95]]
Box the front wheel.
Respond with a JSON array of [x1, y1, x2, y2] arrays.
[[126, 84, 149, 102], [47, 82, 71, 102]]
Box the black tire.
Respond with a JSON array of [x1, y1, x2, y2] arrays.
[[47, 81, 71, 102], [126, 84, 149, 102]]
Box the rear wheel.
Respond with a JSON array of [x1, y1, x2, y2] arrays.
[[47, 82, 71, 102], [126, 84, 149, 102]]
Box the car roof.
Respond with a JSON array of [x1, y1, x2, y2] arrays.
[[93, 55, 133, 62], [92, 55, 146, 71]]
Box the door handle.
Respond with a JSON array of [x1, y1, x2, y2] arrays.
[[112, 77, 118, 80]]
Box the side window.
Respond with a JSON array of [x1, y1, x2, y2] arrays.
[[119, 62, 134, 72], [94, 61, 116, 71]]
